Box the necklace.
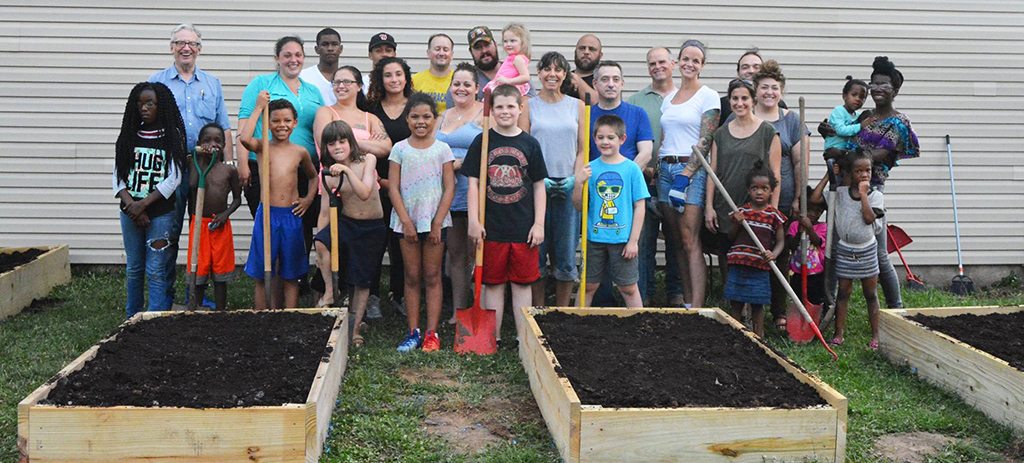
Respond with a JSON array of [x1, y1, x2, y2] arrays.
[[443, 105, 474, 128]]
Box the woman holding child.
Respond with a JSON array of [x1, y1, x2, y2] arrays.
[[519, 51, 587, 307]]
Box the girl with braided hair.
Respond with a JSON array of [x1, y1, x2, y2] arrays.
[[113, 81, 188, 316]]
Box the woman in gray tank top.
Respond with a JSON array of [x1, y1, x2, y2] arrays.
[[520, 51, 587, 307]]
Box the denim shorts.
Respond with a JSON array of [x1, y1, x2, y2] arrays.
[[539, 190, 580, 281], [656, 160, 706, 209]]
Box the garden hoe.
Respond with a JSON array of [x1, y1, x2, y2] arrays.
[[692, 146, 837, 361], [187, 147, 218, 311], [455, 88, 497, 355], [946, 135, 974, 296]]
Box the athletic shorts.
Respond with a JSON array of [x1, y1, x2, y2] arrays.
[[585, 241, 639, 287], [315, 216, 388, 289], [482, 241, 540, 285], [244, 205, 308, 281], [186, 216, 235, 285]]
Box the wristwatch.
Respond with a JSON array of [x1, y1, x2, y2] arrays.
[[224, 160, 236, 167]]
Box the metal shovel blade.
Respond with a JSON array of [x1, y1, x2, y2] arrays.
[[454, 266, 496, 355]]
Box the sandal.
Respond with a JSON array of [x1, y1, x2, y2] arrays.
[[775, 317, 787, 330], [829, 337, 844, 347], [315, 296, 334, 308], [352, 334, 365, 347], [868, 340, 879, 350]]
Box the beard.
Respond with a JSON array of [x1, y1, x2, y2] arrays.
[[475, 52, 498, 72], [575, 56, 597, 74]]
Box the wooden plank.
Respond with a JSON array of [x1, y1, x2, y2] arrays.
[[518, 307, 582, 462], [521, 307, 845, 463], [0, 245, 71, 319], [879, 307, 1024, 431], [18, 308, 346, 461], [579, 407, 839, 462]]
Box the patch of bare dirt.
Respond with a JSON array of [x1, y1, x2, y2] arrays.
[[874, 432, 956, 462], [398, 367, 461, 388]]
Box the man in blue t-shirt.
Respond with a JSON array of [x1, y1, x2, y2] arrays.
[[589, 61, 653, 168], [574, 114, 649, 308]]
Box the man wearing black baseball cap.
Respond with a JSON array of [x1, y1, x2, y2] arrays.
[[363, 32, 397, 93], [467, 26, 498, 96]]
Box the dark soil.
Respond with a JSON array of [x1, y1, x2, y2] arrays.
[[534, 311, 828, 409], [0, 248, 46, 274], [42, 312, 336, 408], [909, 311, 1024, 371]]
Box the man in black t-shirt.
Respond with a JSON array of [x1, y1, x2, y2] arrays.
[[566, 34, 602, 104], [461, 84, 548, 348]]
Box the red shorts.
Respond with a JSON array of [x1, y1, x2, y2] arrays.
[[186, 217, 235, 285], [482, 241, 540, 285]]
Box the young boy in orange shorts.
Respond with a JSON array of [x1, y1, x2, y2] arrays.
[[462, 84, 548, 349], [186, 123, 241, 310]]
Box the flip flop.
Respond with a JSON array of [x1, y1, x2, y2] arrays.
[[314, 297, 334, 308], [868, 340, 879, 350], [775, 317, 787, 330], [352, 334, 365, 347], [829, 337, 844, 347]]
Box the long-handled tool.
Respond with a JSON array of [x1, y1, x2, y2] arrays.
[[320, 169, 344, 306], [578, 94, 591, 307], [820, 159, 838, 330], [946, 135, 974, 295], [261, 104, 273, 308], [886, 224, 926, 291], [692, 145, 837, 360], [787, 98, 823, 342], [455, 88, 497, 355], [187, 147, 218, 311]]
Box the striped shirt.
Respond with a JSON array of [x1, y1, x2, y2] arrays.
[[727, 204, 786, 271]]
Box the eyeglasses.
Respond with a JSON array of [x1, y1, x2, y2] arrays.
[[332, 79, 357, 87], [869, 83, 894, 90], [137, 102, 156, 109], [172, 40, 201, 49]]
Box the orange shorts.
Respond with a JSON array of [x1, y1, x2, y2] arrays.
[[186, 216, 235, 285]]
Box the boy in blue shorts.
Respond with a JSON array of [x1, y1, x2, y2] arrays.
[[573, 114, 649, 308], [239, 92, 318, 309]]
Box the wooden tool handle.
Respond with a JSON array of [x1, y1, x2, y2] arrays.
[[578, 94, 591, 307], [476, 89, 491, 267], [261, 105, 272, 274]]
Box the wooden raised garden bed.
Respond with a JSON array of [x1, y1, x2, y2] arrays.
[[18, 308, 349, 462], [1, 245, 70, 319], [879, 306, 1024, 431], [517, 307, 847, 462]]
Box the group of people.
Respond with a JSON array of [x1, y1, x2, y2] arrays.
[[113, 22, 919, 353]]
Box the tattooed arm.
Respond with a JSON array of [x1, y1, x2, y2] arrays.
[[682, 108, 720, 177], [358, 114, 393, 158]]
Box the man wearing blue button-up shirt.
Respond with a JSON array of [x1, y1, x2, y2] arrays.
[[148, 23, 234, 307]]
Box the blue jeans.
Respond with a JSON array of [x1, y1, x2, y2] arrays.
[[638, 199, 682, 304], [165, 163, 189, 305], [539, 190, 580, 281], [121, 211, 175, 317]]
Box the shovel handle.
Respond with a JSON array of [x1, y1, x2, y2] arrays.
[[261, 104, 273, 307], [578, 94, 591, 307], [475, 89, 491, 268]]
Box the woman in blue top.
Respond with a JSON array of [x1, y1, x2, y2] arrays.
[[434, 62, 484, 323], [236, 36, 324, 275]]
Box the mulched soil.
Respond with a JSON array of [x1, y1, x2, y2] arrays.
[[0, 248, 46, 274], [534, 311, 828, 409], [42, 311, 337, 408], [909, 311, 1024, 371]]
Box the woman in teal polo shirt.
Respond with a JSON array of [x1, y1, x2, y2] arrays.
[[236, 35, 324, 273]]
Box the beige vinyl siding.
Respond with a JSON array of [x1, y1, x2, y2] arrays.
[[1, 1, 1022, 268]]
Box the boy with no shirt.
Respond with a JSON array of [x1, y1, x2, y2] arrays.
[[240, 93, 317, 310]]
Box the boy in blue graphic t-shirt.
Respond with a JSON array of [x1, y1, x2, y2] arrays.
[[573, 114, 650, 308]]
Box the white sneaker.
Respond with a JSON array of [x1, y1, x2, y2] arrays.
[[365, 295, 382, 319], [391, 293, 406, 316]]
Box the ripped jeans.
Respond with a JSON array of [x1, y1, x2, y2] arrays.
[[120, 210, 175, 317]]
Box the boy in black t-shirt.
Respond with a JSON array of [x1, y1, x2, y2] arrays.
[[461, 84, 549, 348]]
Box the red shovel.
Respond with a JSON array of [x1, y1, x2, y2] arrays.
[[787, 98, 822, 343], [454, 88, 497, 355]]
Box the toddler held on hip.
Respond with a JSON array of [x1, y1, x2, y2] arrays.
[[483, 22, 532, 96]]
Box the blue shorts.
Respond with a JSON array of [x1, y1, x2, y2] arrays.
[[657, 161, 706, 209], [244, 205, 308, 281]]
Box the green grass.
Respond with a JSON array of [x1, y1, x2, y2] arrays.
[[2, 268, 1022, 462]]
